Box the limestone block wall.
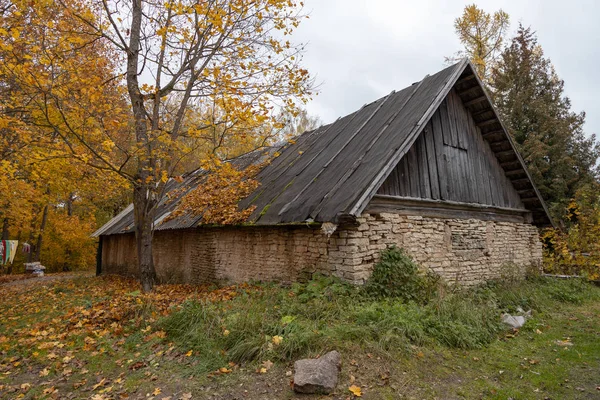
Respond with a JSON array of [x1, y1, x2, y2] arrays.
[[331, 213, 543, 285], [101, 226, 335, 285], [100, 212, 543, 286]]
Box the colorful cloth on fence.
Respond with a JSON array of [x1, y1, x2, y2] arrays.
[[22, 242, 31, 254], [0, 240, 19, 265], [8, 240, 18, 264]]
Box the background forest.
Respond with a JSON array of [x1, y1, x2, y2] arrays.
[[0, 2, 598, 278]]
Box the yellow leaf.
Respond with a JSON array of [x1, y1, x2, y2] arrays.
[[152, 387, 161, 395], [272, 335, 283, 345], [185, 350, 193, 357], [349, 384, 362, 397]]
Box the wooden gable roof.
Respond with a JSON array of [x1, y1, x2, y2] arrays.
[[242, 59, 551, 226], [94, 59, 551, 237]]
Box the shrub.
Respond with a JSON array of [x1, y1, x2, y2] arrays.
[[364, 246, 440, 303]]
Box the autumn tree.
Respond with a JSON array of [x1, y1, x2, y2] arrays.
[[3, 0, 313, 291], [542, 182, 600, 278], [447, 4, 510, 82], [491, 25, 600, 220], [1, 0, 132, 272]]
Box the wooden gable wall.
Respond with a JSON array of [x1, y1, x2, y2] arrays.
[[377, 88, 525, 210]]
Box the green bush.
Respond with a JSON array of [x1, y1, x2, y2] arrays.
[[364, 245, 440, 303]]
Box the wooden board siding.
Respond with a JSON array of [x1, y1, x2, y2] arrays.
[[377, 88, 525, 210]]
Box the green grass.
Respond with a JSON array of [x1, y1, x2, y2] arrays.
[[161, 275, 600, 369], [2, 271, 599, 399]]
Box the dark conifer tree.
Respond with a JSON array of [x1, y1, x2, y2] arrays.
[[491, 25, 599, 221]]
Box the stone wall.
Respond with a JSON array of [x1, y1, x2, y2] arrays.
[[329, 213, 543, 286], [101, 213, 543, 286], [101, 226, 334, 285]]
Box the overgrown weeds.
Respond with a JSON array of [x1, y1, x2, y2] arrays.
[[161, 248, 600, 371], [363, 245, 441, 302]]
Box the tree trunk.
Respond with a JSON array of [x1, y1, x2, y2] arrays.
[[127, 0, 158, 292], [64, 193, 74, 271], [133, 184, 157, 292], [34, 204, 48, 263], [1, 218, 8, 240], [0, 218, 7, 274]]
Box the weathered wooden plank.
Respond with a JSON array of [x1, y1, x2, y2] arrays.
[[500, 160, 523, 170], [486, 142, 506, 206], [464, 95, 487, 107], [482, 130, 504, 139], [390, 159, 400, 196], [401, 155, 411, 196], [447, 91, 461, 148], [450, 89, 469, 150], [511, 178, 531, 188], [476, 118, 498, 127], [451, 90, 474, 201], [496, 149, 517, 159], [481, 140, 500, 206], [407, 144, 420, 198], [423, 122, 441, 199], [465, 109, 485, 204], [416, 136, 431, 198], [457, 85, 481, 97], [392, 157, 401, 196], [449, 147, 464, 202], [456, 91, 480, 203], [505, 169, 527, 178], [475, 124, 493, 205], [481, 145, 494, 205], [489, 140, 511, 207], [431, 110, 449, 200], [366, 195, 529, 224], [456, 74, 476, 86], [438, 98, 454, 147]]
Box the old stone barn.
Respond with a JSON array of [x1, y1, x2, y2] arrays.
[[94, 60, 552, 286]]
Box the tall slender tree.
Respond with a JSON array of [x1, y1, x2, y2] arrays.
[[491, 25, 599, 220], [446, 4, 510, 82]]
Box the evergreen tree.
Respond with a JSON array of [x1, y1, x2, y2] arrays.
[[491, 25, 599, 221]]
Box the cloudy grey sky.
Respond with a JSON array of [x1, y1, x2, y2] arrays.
[[293, 0, 599, 139]]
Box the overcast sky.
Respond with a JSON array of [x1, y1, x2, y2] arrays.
[[293, 0, 599, 139]]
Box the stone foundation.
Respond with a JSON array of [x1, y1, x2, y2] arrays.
[[101, 213, 542, 286], [330, 213, 543, 286]]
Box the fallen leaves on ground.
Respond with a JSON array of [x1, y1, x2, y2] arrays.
[[0, 274, 249, 398], [0, 274, 36, 285]]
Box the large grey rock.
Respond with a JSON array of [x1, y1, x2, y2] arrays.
[[293, 351, 341, 394]]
